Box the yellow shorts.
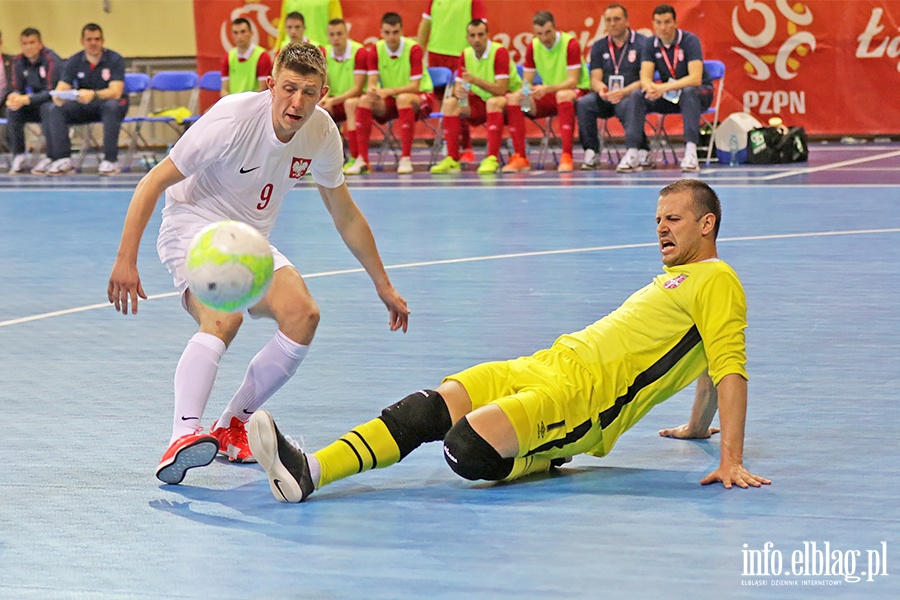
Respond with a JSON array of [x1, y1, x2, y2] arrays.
[[444, 347, 606, 460]]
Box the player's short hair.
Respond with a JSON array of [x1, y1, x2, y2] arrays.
[[81, 23, 103, 38], [533, 11, 555, 27], [653, 4, 677, 20], [21, 27, 42, 40], [660, 179, 722, 238], [285, 11, 305, 24], [468, 18, 488, 31], [274, 41, 327, 84], [231, 18, 251, 30], [606, 3, 629, 19], [382, 12, 403, 28], [328, 18, 347, 28]]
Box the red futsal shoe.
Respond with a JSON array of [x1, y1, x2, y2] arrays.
[[155, 429, 219, 484], [211, 417, 256, 463]]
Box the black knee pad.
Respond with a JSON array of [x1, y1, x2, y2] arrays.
[[443, 417, 513, 481], [378, 389, 452, 459]]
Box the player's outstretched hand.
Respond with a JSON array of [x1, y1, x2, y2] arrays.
[[659, 424, 720, 439], [701, 464, 771, 489], [108, 260, 147, 315], [376, 283, 410, 332]]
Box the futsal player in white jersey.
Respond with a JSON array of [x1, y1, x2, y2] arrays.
[[107, 43, 410, 485]]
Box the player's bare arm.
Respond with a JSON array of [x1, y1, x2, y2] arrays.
[[699, 373, 771, 489], [108, 157, 186, 315], [317, 182, 410, 332], [659, 369, 720, 439]]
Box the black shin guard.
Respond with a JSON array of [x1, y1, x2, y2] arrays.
[[442, 417, 514, 481], [378, 390, 453, 459]]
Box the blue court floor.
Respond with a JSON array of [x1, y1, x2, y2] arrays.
[[1, 144, 899, 599]]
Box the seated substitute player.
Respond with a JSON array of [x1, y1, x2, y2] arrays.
[[248, 179, 772, 503], [576, 3, 652, 172], [345, 12, 436, 175], [503, 11, 590, 173], [416, 0, 488, 164], [107, 43, 410, 485], [430, 19, 520, 175], [220, 17, 273, 97], [318, 18, 368, 173], [639, 3, 714, 172], [5, 27, 63, 174]]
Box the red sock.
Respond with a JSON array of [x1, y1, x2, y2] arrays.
[[558, 101, 575, 154], [398, 106, 415, 157], [346, 128, 358, 159], [444, 115, 461, 160], [486, 111, 503, 158], [460, 120, 472, 151], [356, 107, 373, 164], [506, 105, 526, 156]]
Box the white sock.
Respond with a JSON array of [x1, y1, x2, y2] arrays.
[[171, 332, 226, 444], [217, 330, 309, 427], [624, 148, 638, 160], [307, 454, 321, 489], [685, 142, 698, 157]]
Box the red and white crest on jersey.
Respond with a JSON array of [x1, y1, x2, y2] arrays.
[[664, 274, 688, 289], [628, 49, 637, 62], [101, 68, 111, 81], [290, 157, 311, 179]]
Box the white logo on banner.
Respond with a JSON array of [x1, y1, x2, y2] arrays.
[[857, 8, 900, 72], [732, 0, 816, 115]]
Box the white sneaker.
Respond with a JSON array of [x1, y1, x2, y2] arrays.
[[9, 154, 30, 173], [98, 160, 120, 175], [397, 156, 414, 174], [638, 149, 654, 169], [580, 148, 597, 170], [30, 157, 53, 174], [47, 157, 74, 176], [680, 152, 700, 172], [344, 158, 370, 175], [616, 151, 642, 173]]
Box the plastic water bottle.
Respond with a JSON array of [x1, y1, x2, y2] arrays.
[[728, 134, 739, 166], [521, 81, 532, 113], [458, 81, 470, 108]]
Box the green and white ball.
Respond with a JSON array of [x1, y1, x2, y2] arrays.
[[186, 221, 274, 313]]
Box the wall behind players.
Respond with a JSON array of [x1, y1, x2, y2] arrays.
[[0, 0, 196, 58]]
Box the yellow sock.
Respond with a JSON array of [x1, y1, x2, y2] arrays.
[[502, 455, 553, 482], [314, 417, 402, 488]]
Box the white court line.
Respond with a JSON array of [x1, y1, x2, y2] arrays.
[[760, 149, 900, 181], [6, 181, 900, 195], [2, 227, 899, 329]]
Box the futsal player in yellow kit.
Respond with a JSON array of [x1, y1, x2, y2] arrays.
[[248, 179, 771, 502]]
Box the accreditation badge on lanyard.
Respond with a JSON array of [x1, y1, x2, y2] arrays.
[[607, 34, 628, 92], [660, 30, 683, 104]]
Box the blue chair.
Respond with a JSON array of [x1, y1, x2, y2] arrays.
[[119, 73, 152, 171], [141, 71, 200, 133], [182, 71, 223, 126], [423, 66, 454, 165], [122, 71, 198, 169]]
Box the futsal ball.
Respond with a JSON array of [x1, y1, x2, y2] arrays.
[[185, 220, 274, 312]]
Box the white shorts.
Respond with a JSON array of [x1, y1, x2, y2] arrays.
[[157, 213, 293, 311]]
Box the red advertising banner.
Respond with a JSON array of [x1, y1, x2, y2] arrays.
[[194, 0, 900, 135]]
